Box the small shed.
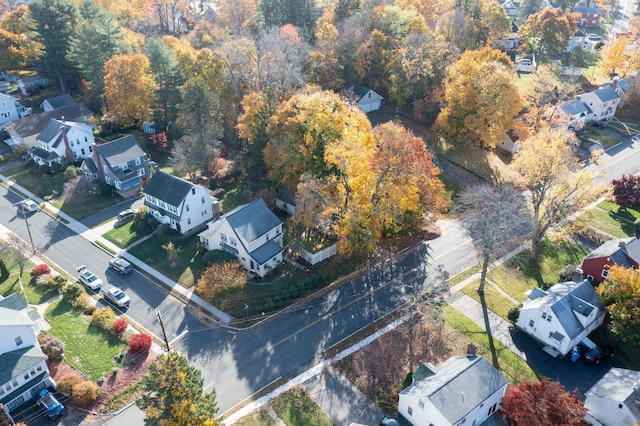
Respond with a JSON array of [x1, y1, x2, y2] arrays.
[[346, 84, 383, 113]]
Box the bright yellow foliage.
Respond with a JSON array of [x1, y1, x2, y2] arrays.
[[597, 265, 640, 345], [104, 53, 155, 125]]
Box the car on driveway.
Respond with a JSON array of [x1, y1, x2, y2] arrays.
[[36, 389, 64, 420], [587, 33, 601, 41], [593, 120, 608, 128], [103, 286, 131, 308], [76, 265, 102, 291], [583, 344, 614, 364], [109, 257, 133, 274], [114, 209, 137, 227]]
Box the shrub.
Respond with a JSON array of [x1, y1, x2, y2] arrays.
[[52, 275, 68, 289], [129, 333, 152, 353], [195, 262, 247, 302], [39, 164, 51, 174], [0, 259, 8, 281], [508, 307, 520, 323], [61, 282, 85, 307], [558, 265, 578, 282], [111, 317, 128, 335], [56, 373, 83, 395], [202, 250, 237, 265], [71, 381, 99, 406], [32, 264, 51, 277], [38, 333, 65, 361], [91, 306, 115, 331], [84, 304, 98, 315], [50, 162, 64, 174]]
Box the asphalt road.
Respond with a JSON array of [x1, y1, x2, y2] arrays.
[[2, 131, 639, 422]]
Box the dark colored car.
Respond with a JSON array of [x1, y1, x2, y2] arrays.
[[380, 415, 400, 426], [593, 120, 608, 128], [114, 209, 137, 227], [36, 389, 64, 420], [583, 344, 614, 364]]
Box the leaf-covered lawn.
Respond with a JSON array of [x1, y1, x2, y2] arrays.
[[45, 299, 127, 382], [271, 387, 333, 426]]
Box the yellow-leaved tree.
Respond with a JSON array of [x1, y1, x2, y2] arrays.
[[104, 53, 155, 125], [436, 47, 522, 149]]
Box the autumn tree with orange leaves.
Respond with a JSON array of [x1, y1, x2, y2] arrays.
[[104, 53, 155, 125], [502, 379, 587, 426]]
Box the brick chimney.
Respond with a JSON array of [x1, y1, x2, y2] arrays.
[[92, 142, 104, 183], [612, 77, 619, 91], [466, 343, 478, 357], [60, 123, 74, 163]]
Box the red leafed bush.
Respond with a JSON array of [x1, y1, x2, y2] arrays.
[[32, 264, 51, 277], [129, 333, 152, 353], [112, 317, 128, 335]]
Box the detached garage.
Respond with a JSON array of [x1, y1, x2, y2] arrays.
[[346, 84, 383, 113]]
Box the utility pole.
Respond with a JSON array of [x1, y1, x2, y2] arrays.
[[20, 203, 36, 254], [156, 309, 171, 352]]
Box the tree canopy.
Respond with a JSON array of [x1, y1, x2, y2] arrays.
[[104, 53, 155, 125], [597, 265, 640, 346], [519, 8, 576, 58], [502, 378, 586, 425], [436, 47, 522, 148], [138, 351, 220, 426]]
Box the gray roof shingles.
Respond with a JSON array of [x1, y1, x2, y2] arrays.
[[143, 171, 194, 207], [226, 198, 282, 243], [96, 135, 145, 166], [560, 99, 591, 116], [592, 85, 620, 103], [0, 346, 47, 385], [43, 94, 76, 110], [6, 103, 93, 138], [0, 293, 28, 311]]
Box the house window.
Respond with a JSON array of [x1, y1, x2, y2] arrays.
[[81, 148, 86, 155], [547, 315, 552, 322], [187, 218, 191, 225], [12, 379, 18, 387], [541, 312, 547, 319], [619, 403, 623, 408], [89, 146, 92, 152], [488, 402, 498, 416], [230, 238, 237, 247], [5, 383, 11, 392], [30, 382, 45, 396], [601, 269, 609, 278], [138, 168, 145, 177], [36, 365, 42, 372], [192, 188, 196, 195], [85, 136, 88, 142], [70, 140, 74, 146], [186, 204, 190, 212], [0, 387, 4, 396], [24, 373, 29, 380], [201, 196, 205, 203], [407, 407, 413, 416], [7, 396, 23, 410], [135, 157, 141, 165], [418, 400, 425, 409], [30, 369, 36, 376], [587, 274, 594, 282], [221, 233, 227, 242], [529, 320, 534, 327], [106, 177, 112, 185], [115, 181, 121, 189], [15, 336, 22, 346]]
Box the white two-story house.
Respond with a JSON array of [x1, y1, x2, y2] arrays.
[[198, 198, 284, 278], [143, 171, 214, 235], [29, 119, 95, 167], [516, 280, 605, 357], [0, 294, 54, 416], [578, 85, 621, 121], [0, 93, 31, 129]]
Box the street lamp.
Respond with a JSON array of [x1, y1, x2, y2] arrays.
[[244, 304, 249, 319], [19, 202, 36, 254]]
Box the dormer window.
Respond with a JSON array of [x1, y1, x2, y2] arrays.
[[135, 157, 141, 166]]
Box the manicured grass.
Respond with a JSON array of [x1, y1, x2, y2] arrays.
[[580, 207, 634, 238], [461, 281, 517, 320], [11, 171, 65, 198], [128, 234, 204, 288], [0, 270, 58, 305], [103, 222, 150, 249], [448, 264, 481, 286], [488, 239, 589, 301], [271, 387, 333, 426], [45, 299, 127, 382], [597, 200, 640, 222], [582, 126, 621, 148], [234, 409, 277, 426], [51, 192, 116, 220], [441, 305, 539, 384], [2, 162, 33, 177]]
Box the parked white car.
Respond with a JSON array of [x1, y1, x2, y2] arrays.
[[103, 287, 131, 308], [76, 266, 102, 291], [19, 199, 38, 212]]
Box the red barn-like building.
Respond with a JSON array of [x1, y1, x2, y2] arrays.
[[580, 236, 640, 284]]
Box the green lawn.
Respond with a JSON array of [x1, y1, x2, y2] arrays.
[[11, 171, 65, 198], [461, 281, 517, 320], [128, 234, 204, 288], [103, 222, 150, 249], [582, 126, 622, 148], [51, 192, 116, 221], [0, 270, 58, 305], [2, 162, 33, 177], [597, 201, 640, 222], [441, 305, 539, 384], [233, 409, 277, 426], [488, 239, 589, 301], [448, 265, 481, 286], [271, 387, 333, 426], [579, 208, 634, 238], [45, 299, 127, 382]]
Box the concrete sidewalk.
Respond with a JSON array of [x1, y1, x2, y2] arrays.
[[0, 173, 233, 324]]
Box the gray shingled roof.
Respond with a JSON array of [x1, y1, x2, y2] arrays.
[[82, 157, 98, 173], [560, 99, 591, 116], [226, 198, 282, 243], [586, 368, 640, 422], [346, 83, 374, 101], [0, 293, 28, 311], [143, 171, 194, 207], [0, 345, 47, 384], [401, 356, 507, 425], [30, 146, 62, 162], [276, 185, 296, 205], [6, 103, 93, 138], [96, 135, 145, 167], [37, 119, 68, 148], [583, 236, 640, 266], [524, 280, 605, 340], [592, 85, 620, 103], [43, 94, 76, 110], [250, 239, 284, 264]]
